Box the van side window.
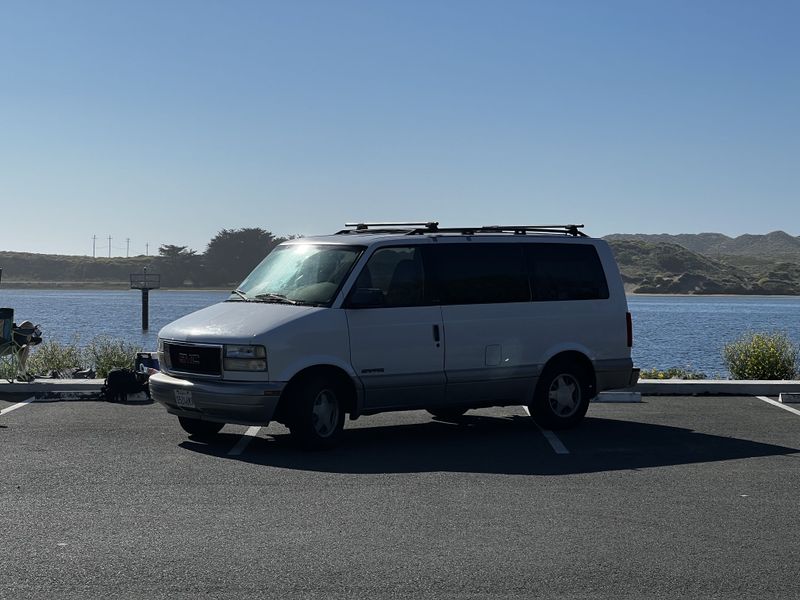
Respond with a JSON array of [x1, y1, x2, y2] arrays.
[[527, 244, 609, 301], [433, 244, 529, 305], [351, 247, 428, 308]]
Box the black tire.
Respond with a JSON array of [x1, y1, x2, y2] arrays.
[[287, 376, 346, 450], [528, 359, 592, 430], [426, 408, 468, 421], [178, 416, 224, 439]]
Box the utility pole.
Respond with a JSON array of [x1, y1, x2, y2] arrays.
[[145, 242, 149, 256], [92, 235, 97, 258], [126, 238, 130, 258], [108, 235, 112, 258]]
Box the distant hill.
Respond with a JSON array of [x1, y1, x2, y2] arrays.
[[605, 232, 800, 295], [0, 252, 210, 289], [605, 231, 800, 259], [0, 251, 153, 288]]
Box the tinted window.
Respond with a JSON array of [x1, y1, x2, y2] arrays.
[[433, 244, 529, 305], [527, 244, 609, 301], [350, 246, 428, 308]]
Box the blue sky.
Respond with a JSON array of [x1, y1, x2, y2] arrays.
[[1, 0, 798, 256]]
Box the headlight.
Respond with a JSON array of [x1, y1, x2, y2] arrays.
[[157, 339, 169, 369], [223, 345, 267, 371]]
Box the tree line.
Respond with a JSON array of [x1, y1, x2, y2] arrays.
[[0, 228, 292, 288], [156, 228, 291, 287]]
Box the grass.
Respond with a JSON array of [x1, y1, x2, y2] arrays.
[[4, 336, 143, 379], [85, 336, 141, 378], [26, 337, 88, 377], [639, 367, 708, 380]]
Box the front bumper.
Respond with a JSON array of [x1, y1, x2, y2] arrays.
[[149, 372, 285, 426]]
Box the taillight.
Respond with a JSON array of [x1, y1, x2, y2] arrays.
[[626, 311, 633, 347]]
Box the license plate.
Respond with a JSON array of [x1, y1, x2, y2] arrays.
[[174, 389, 195, 409]]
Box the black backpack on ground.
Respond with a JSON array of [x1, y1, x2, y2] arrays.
[[102, 368, 150, 403]]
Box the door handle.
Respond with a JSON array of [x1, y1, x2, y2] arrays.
[[432, 324, 441, 343]]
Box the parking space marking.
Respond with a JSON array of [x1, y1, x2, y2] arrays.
[[522, 406, 570, 455], [0, 396, 36, 417], [756, 395, 800, 418], [228, 426, 261, 456]]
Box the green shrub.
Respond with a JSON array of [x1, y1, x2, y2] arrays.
[[640, 367, 707, 380], [7, 335, 143, 379], [85, 336, 142, 378], [26, 338, 88, 376], [723, 331, 798, 380], [0, 359, 16, 380]]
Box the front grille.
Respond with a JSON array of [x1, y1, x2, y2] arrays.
[[166, 343, 221, 376]]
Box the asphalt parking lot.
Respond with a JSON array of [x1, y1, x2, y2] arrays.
[[2, 394, 800, 599]]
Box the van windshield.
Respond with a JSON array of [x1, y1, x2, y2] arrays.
[[230, 244, 364, 306]]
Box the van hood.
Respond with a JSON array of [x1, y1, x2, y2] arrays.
[[158, 301, 323, 343]]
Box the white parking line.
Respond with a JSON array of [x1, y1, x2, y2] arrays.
[[228, 426, 261, 456], [522, 406, 570, 455], [0, 396, 36, 417], [756, 395, 800, 418]]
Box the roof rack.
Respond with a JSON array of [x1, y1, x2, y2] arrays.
[[477, 224, 587, 237], [336, 222, 440, 235], [336, 222, 587, 237]]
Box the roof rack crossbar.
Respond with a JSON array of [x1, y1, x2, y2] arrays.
[[336, 221, 440, 234], [480, 224, 587, 237], [343, 221, 439, 230]]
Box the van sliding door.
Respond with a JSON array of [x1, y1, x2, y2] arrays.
[[433, 242, 535, 405]]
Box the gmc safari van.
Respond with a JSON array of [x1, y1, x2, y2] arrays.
[[150, 222, 636, 448]]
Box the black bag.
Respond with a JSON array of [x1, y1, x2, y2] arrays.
[[102, 368, 150, 403]]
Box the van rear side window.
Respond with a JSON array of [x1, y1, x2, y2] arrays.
[[433, 244, 529, 305], [527, 244, 609, 301]]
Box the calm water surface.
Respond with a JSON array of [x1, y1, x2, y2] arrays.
[[629, 295, 800, 377], [0, 289, 229, 351], [2, 289, 798, 377]]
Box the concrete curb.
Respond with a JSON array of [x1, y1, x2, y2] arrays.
[[0, 379, 105, 393], [632, 380, 800, 396]]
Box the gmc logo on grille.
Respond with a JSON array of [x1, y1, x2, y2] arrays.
[[177, 352, 201, 365]]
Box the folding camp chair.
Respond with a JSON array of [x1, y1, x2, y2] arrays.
[[0, 308, 42, 382]]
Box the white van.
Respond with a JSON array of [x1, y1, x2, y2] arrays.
[[150, 222, 636, 448]]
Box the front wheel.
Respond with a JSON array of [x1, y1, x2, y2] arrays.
[[528, 360, 592, 430], [178, 416, 224, 439], [287, 377, 346, 450]]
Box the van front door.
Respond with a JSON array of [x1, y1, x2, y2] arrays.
[[344, 246, 445, 410]]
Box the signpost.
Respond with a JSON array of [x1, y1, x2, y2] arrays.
[[130, 267, 161, 330]]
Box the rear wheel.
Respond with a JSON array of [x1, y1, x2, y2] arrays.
[[178, 416, 224, 439], [287, 377, 346, 450], [528, 359, 592, 430], [426, 408, 468, 421]]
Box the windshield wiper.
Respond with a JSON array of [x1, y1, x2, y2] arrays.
[[230, 289, 250, 302], [253, 293, 299, 305]]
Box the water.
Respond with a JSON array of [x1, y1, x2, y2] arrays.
[[628, 295, 800, 377], [2, 289, 799, 377], [0, 289, 229, 351]]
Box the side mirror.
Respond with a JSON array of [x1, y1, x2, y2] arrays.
[[347, 288, 385, 309]]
